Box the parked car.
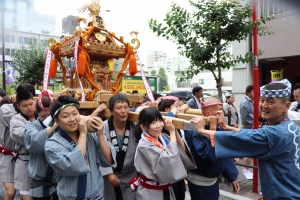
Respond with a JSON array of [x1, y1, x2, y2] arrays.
[[159, 91, 170, 97], [169, 90, 193, 102], [202, 92, 214, 100]]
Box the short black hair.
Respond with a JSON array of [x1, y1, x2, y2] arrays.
[[152, 93, 162, 100], [35, 94, 53, 113], [0, 96, 11, 107], [108, 94, 129, 111], [134, 107, 163, 142], [158, 99, 175, 111], [16, 90, 33, 104], [0, 88, 6, 97], [132, 90, 138, 94], [50, 95, 80, 119], [245, 85, 254, 95], [16, 83, 35, 96], [143, 96, 151, 103], [264, 82, 287, 90], [263, 82, 290, 103], [293, 83, 300, 91], [177, 96, 184, 101], [192, 86, 203, 95]]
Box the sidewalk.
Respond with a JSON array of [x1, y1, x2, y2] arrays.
[[218, 162, 262, 200]]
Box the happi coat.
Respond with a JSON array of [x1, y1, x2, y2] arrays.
[[100, 120, 137, 200], [45, 127, 117, 200], [134, 133, 196, 200], [0, 103, 17, 183], [223, 103, 239, 126], [164, 112, 190, 200], [10, 113, 32, 191], [184, 126, 238, 200], [214, 118, 300, 200], [24, 118, 57, 197]]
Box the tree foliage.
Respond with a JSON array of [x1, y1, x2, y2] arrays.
[[158, 67, 168, 91], [151, 69, 157, 75], [149, 0, 273, 100], [10, 37, 47, 85]]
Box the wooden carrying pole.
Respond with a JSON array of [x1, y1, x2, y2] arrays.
[[99, 109, 207, 130]]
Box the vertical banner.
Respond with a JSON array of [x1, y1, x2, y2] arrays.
[[6, 62, 15, 85], [136, 52, 155, 103], [74, 37, 85, 101], [42, 49, 52, 91]]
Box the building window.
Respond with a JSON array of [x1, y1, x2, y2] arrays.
[[11, 36, 15, 43], [11, 49, 15, 54], [5, 35, 10, 42], [199, 79, 204, 84], [257, 0, 297, 18], [19, 37, 23, 43], [24, 37, 28, 44], [5, 48, 10, 55]]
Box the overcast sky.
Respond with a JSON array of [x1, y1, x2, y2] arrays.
[[33, 0, 191, 63]]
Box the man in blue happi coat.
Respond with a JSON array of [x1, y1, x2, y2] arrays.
[[192, 79, 300, 200], [170, 97, 240, 200]]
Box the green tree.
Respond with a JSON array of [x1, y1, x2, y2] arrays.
[[151, 69, 157, 75], [163, 85, 170, 91], [149, 0, 272, 100], [158, 67, 168, 91], [10, 37, 48, 85]]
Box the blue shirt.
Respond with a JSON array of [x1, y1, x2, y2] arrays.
[[184, 127, 238, 182], [214, 119, 300, 199]]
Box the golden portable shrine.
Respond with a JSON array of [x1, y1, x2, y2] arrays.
[[46, 0, 140, 104], [43, 0, 204, 128]]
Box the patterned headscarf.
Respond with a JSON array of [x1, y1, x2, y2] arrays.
[[260, 79, 291, 98], [38, 90, 54, 110], [200, 101, 223, 109], [161, 96, 179, 102]]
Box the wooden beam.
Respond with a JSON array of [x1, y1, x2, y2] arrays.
[[99, 109, 206, 130], [160, 112, 203, 121], [98, 93, 144, 103], [79, 101, 98, 108]]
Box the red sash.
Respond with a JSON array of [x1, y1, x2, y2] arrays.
[[129, 174, 171, 192], [0, 145, 17, 160]]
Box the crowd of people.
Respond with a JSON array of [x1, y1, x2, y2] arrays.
[[0, 79, 300, 200]]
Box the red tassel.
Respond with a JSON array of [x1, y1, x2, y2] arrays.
[[49, 58, 57, 78], [129, 54, 137, 76], [78, 50, 87, 76]]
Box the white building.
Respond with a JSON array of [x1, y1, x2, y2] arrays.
[[231, 0, 300, 112], [147, 50, 167, 71], [156, 48, 233, 95], [1, 0, 57, 89]]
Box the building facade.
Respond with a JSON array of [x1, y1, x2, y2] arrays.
[[147, 50, 167, 71], [1, 0, 57, 89], [62, 15, 77, 35], [231, 0, 300, 112]]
